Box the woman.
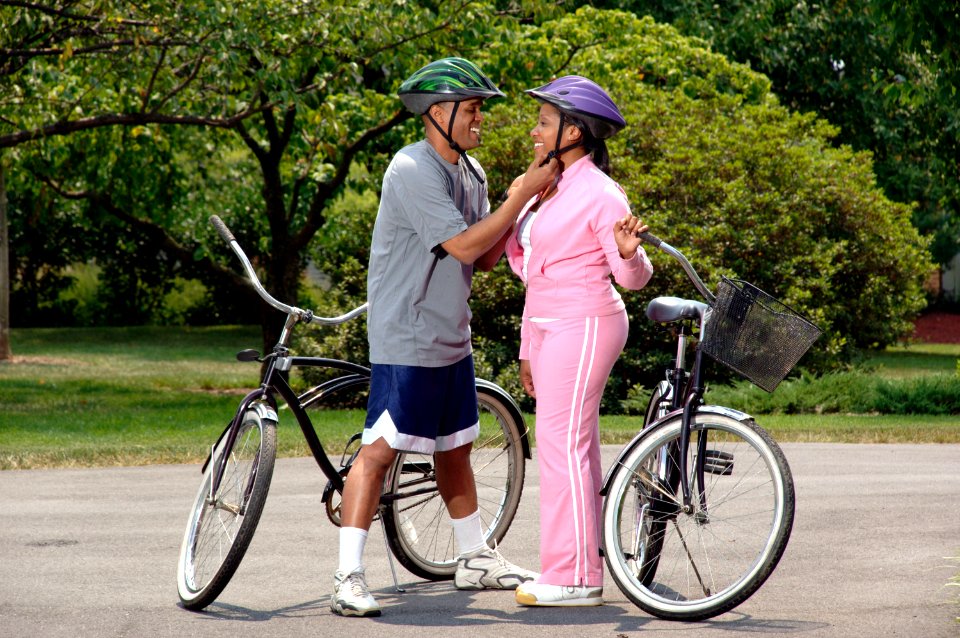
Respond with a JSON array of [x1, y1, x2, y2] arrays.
[[505, 76, 654, 607]]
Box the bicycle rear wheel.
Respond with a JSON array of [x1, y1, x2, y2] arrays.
[[177, 404, 277, 610], [381, 386, 526, 580], [602, 412, 794, 621]]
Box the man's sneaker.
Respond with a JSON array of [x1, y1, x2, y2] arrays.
[[515, 582, 604, 607], [330, 568, 381, 617], [454, 547, 538, 590]]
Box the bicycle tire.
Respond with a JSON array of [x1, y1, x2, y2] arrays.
[[602, 412, 794, 621], [381, 386, 526, 580], [176, 405, 278, 610], [634, 380, 673, 587]]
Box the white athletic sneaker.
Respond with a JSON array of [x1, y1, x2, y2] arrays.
[[515, 582, 604, 607], [454, 547, 538, 590], [330, 568, 381, 617]]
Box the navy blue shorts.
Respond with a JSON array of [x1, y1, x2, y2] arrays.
[[362, 355, 479, 453]]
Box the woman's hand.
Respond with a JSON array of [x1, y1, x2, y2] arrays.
[[519, 359, 536, 399], [614, 214, 649, 260]]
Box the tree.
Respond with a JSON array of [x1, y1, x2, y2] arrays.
[[0, 153, 9, 359], [588, 0, 960, 270], [1, 0, 534, 347]]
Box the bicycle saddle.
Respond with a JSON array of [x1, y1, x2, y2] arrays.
[[645, 297, 709, 324]]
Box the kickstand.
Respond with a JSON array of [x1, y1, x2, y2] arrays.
[[378, 513, 406, 593]]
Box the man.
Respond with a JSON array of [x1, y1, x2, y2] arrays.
[[330, 57, 558, 617]]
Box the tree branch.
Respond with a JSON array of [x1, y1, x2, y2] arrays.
[[294, 108, 413, 251], [0, 106, 265, 149], [141, 46, 167, 113], [0, 1, 155, 26]]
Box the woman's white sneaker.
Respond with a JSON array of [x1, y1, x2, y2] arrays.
[[515, 582, 603, 607]]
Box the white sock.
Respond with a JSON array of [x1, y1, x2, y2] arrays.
[[451, 510, 487, 556], [338, 526, 368, 574]]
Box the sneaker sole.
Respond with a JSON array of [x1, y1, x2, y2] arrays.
[[515, 591, 603, 607], [330, 602, 382, 617], [455, 576, 526, 591]]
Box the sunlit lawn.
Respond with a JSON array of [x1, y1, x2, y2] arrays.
[[2, 327, 958, 469]]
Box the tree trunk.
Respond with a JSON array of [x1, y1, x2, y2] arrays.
[[0, 155, 11, 360]]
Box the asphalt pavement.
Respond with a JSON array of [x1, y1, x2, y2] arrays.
[[1, 443, 958, 637]]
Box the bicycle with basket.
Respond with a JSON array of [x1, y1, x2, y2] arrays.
[[600, 231, 822, 621], [175, 216, 530, 610]]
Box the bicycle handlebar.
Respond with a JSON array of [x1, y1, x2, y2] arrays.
[[638, 231, 716, 304], [210, 215, 368, 325]]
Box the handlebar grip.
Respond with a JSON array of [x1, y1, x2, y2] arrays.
[[637, 231, 663, 248], [210, 215, 236, 245]]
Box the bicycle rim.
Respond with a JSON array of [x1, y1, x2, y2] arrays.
[[177, 409, 277, 610], [603, 413, 794, 621], [382, 389, 526, 580]]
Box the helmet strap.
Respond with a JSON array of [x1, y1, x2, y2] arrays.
[[426, 101, 486, 185], [539, 112, 581, 170]]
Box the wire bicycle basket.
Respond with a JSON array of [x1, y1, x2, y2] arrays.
[[701, 277, 822, 392]]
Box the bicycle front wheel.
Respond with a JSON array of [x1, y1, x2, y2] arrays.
[[381, 386, 526, 580], [176, 405, 277, 610], [602, 412, 794, 621]]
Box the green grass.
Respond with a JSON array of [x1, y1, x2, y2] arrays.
[[0, 326, 370, 469], [860, 342, 960, 378], [2, 327, 958, 470]]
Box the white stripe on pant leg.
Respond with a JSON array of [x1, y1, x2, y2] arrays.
[[568, 317, 600, 585], [566, 317, 597, 585], [566, 318, 591, 582], [573, 316, 599, 585]]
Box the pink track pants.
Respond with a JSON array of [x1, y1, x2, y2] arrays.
[[527, 311, 628, 587]]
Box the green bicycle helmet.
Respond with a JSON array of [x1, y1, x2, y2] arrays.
[[398, 57, 504, 185], [398, 57, 505, 115]]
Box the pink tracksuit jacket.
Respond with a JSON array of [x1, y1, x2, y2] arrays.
[[506, 154, 653, 587]]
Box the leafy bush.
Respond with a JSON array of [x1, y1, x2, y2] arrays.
[[705, 369, 960, 415], [472, 7, 931, 407]]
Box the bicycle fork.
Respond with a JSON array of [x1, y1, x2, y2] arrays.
[[678, 347, 708, 515]]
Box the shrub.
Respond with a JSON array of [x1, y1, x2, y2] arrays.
[[472, 7, 931, 404], [703, 369, 960, 415]]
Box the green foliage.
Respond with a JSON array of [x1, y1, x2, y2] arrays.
[[2, 1, 546, 346], [593, 0, 960, 268], [465, 7, 931, 406]]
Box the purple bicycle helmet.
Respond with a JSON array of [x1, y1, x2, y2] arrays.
[[525, 75, 626, 139]]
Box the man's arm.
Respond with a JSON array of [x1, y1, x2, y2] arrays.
[[441, 152, 557, 267]]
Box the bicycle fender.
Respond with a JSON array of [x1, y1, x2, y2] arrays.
[[599, 404, 754, 496], [475, 378, 532, 460], [249, 401, 279, 423], [200, 394, 278, 474]]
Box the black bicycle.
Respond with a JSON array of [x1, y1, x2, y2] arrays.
[[601, 232, 821, 621], [176, 216, 530, 611]]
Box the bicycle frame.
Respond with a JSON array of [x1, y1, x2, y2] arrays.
[[203, 215, 533, 503], [608, 233, 740, 511], [204, 217, 373, 498]]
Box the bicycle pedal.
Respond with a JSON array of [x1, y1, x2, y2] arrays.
[[703, 450, 734, 475]]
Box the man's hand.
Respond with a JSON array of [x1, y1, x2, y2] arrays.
[[513, 146, 558, 202]]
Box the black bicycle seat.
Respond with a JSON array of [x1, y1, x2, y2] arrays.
[[646, 297, 709, 324]]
